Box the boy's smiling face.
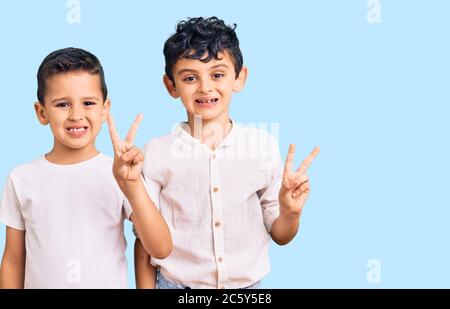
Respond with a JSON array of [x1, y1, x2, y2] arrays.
[[164, 52, 247, 124], [34, 71, 110, 154]]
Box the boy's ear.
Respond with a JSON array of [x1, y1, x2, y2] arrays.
[[102, 98, 111, 122], [34, 102, 49, 125], [163, 75, 180, 98], [233, 66, 248, 93]]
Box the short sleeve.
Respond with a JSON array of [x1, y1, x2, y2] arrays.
[[0, 175, 25, 230], [258, 135, 283, 233]]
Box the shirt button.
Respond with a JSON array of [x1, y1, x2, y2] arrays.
[[218, 257, 223, 263], [214, 221, 220, 227], [213, 187, 219, 193], [211, 153, 216, 159]]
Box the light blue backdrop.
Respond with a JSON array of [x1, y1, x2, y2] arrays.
[[0, 0, 449, 288]]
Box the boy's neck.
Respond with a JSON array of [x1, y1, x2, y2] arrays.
[[186, 113, 232, 151], [45, 142, 99, 165]]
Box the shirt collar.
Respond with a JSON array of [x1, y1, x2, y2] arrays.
[[173, 119, 239, 150]]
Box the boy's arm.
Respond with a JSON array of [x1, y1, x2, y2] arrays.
[[0, 226, 25, 288], [126, 182, 172, 259], [108, 115, 172, 259], [270, 145, 320, 245], [134, 238, 156, 289]]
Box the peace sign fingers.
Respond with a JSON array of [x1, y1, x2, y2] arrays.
[[107, 115, 126, 156], [283, 144, 296, 176], [125, 114, 144, 145], [296, 146, 320, 176]]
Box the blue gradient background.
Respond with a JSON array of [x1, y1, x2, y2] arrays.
[[0, 0, 449, 288]]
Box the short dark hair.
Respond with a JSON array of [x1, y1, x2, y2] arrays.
[[163, 17, 243, 83], [37, 47, 107, 104]]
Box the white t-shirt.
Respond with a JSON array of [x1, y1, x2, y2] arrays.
[[0, 153, 132, 288]]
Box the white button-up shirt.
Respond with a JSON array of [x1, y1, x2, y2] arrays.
[[142, 122, 282, 288]]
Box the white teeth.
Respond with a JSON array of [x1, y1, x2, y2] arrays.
[[197, 99, 216, 104], [69, 128, 86, 133]]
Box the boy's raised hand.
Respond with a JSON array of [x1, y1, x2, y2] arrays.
[[278, 144, 320, 217], [107, 114, 145, 188]]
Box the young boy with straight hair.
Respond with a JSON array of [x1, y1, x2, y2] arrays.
[[0, 47, 171, 288]]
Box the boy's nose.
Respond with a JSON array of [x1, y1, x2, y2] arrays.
[[68, 106, 84, 121], [198, 80, 213, 93]]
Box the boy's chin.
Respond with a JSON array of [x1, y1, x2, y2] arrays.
[[56, 138, 96, 151], [188, 109, 229, 122], [63, 143, 94, 151]]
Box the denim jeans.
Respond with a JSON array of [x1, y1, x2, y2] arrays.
[[156, 270, 262, 289]]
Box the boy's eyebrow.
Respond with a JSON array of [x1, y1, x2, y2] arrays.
[[51, 97, 70, 103], [177, 68, 197, 76], [51, 96, 100, 103], [82, 96, 100, 101], [177, 64, 230, 76], [210, 64, 230, 70]]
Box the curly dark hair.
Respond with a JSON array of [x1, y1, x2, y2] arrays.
[[163, 17, 243, 84], [37, 47, 107, 104]]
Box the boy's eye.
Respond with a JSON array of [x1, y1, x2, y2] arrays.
[[84, 101, 96, 106], [56, 102, 69, 108], [183, 76, 197, 82], [212, 73, 224, 79]]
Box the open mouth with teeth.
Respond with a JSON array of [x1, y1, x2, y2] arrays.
[[66, 127, 88, 137], [195, 98, 219, 106]]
